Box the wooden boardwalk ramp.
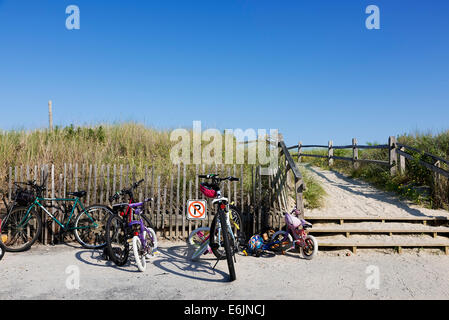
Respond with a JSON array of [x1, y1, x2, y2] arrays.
[[300, 165, 449, 254]]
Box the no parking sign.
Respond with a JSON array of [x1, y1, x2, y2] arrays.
[[186, 200, 207, 220]]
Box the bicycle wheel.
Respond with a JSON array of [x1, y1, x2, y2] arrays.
[[139, 214, 156, 249], [187, 227, 211, 260], [132, 235, 147, 272], [0, 242, 4, 260], [210, 207, 242, 260], [300, 235, 318, 260], [143, 228, 157, 259], [105, 214, 130, 266], [0, 206, 42, 252], [145, 228, 157, 256], [218, 210, 236, 282], [74, 205, 113, 249], [271, 231, 294, 252]]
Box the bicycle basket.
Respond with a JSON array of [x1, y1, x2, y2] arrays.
[[14, 189, 36, 206]]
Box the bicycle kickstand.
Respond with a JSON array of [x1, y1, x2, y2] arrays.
[[212, 256, 220, 270]]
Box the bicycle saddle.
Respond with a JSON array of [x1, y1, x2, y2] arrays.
[[302, 222, 313, 229], [67, 191, 87, 198]]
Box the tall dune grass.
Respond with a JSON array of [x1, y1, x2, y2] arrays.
[[0, 123, 326, 209]]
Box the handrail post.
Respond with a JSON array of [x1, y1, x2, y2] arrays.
[[328, 140, 333, 167], [389, 136, 397, 176], [278, 140, 305, 216], [399, 146, 406, 174], [352, 138, 359, 170], [434, 160, 440, 195], [297, 141, 302, 163]]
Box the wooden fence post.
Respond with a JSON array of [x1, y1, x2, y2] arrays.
[[352, 138, 359, 170], [297, 141, 302, 163], [389, 136, 397, 176], [399, 146, 406, 174], [48, 100, 53, 131], [328, 140, 334, 167]]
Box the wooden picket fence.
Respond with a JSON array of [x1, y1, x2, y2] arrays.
[[2, 162, 283, 244]]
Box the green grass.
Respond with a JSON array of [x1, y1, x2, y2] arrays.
[[300, 167, 326, 209]]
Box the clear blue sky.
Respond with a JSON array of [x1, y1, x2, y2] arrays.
[[0, 0, 448, 146]]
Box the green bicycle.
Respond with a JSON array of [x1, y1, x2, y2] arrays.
[[0, 176, 113, 252]]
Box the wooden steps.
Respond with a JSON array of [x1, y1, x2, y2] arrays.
[[317, 235, 449, 254], [305, 215, 449, 223], [303, 215, 449, 254], [310, 223, 449, 237]]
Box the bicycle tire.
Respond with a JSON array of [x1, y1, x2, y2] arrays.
[[187, 227, 211, 260], [105, 214, 130, 266], [0, 206, 42, 252], [0, 241, 5, 260], [74, 204, 114, 249], [218, 210, 236, 281], [271, 231, 294, 251], [209, 206, 242, 260], [132, 235, 147, 272], [300, 235, 318, 259]]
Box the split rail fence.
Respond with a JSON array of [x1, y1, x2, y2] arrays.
[[291, 136, 449, 179]]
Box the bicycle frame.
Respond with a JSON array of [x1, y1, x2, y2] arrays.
[[213, 198, 239, 252], [17, 197, 96, 231], [125, 199, 154, 250], [284, 211, 309, 247]]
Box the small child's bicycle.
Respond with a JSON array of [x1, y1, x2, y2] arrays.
[[129, 199, 158, 272], [242, 229, 291, 257], [105, 193, 158, 271], [186, 227, 213, 260], [271, 207, 318, 260]]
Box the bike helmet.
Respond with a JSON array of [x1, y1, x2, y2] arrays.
[[199, 183, 218, 198], [248, 235, 264, 251]]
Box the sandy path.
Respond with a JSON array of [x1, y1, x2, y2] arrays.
[[1, 242, 449, 300], [302, 165, 449, 219]]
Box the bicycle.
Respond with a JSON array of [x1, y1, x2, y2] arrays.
[[198, 174, 241, 281], [0, 175, 113, 252], [242, 230, 292, 257], [187, 227, 212, 260], [271, 207, 318, 260], [105, 179, 157, 268], [187, 209, 241, 261], [130, 199, 158, 272]]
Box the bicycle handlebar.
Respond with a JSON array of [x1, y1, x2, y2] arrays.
[[109, 179, 145, 202], [198, 174, 239, 182], [14, 179, 47, 192]]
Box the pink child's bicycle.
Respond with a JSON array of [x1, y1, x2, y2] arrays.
[[271, 207, 318, 259]]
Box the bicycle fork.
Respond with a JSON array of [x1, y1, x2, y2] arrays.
[[212, 210, 237, 270]]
